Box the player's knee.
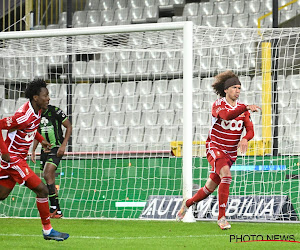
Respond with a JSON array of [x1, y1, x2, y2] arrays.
[[34, 183, 49, 198]]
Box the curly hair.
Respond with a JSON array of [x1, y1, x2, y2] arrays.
[[212, 70, 238, 97], [25, 79, 47, 101]]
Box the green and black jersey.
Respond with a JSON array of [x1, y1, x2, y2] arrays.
[[40, 105, 68, 150]]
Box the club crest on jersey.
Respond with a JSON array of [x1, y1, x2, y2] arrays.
[[6, 117, 13, 127], [221, 119, 243, 131], [25, 130, 37, 142], [41, 117, 49, 126]]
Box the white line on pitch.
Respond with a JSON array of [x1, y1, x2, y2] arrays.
[[0, 233, 228, 240]]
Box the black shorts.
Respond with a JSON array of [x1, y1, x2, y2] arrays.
[[40, 147, 62, 171]]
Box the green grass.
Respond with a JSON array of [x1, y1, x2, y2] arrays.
[[0, 218, 300, 249]]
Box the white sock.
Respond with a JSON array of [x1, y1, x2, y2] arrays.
[[43, 228, 53, 235]]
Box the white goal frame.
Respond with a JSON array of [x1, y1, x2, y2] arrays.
[[0, 22, 195, 222]]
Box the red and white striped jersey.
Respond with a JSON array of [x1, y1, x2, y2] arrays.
[[0, 101, 41, 166], [206, 97, 254, 161]]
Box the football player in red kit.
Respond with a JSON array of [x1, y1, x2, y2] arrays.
[[177, 71, 261, 229], [0, 79, 69, 241]]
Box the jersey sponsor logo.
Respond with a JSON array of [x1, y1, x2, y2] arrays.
[[6, 117, 13, 127], [221, 119, 243, 131], [41, 117, 49, 126], [25, 130, 37, 142]]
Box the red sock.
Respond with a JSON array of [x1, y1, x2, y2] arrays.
[[36, 198, 52, 230], [218, 177, 232, 220], [186, 185, 213, 207]]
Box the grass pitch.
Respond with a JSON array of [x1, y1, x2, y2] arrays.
[[0, 218, 299, 249]]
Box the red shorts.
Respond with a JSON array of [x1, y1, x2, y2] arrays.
[[207, 149, 234, 175], [0, 159, 42, 190]]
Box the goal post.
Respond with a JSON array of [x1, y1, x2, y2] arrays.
[[0, 22, 195, 221]]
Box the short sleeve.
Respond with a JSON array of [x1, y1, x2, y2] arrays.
[[54, 107, 68, 123]]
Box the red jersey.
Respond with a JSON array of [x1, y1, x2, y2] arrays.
[[0, 101, 42, 167], [206, 97, 254, 161]]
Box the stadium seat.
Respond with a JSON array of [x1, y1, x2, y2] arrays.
[[109, 111, 125, 126], [128, 0, 144, 9], [107, 96, 123, 112], [278, 91, 291, 108], [4, 64, 19, 80], [244, 0, 261, 13], [100, 9, 115, 23], [73, 97, 91, 114], [168, 79, 183, 93], [192, 77, 201, 93], [127, 126, 144, 145], [214, 1, 229, 15], [106, 82, 121, 97], [85, 0, 100, 10], [202, 15, 217, 27], [129, 7, 144, 23], [122, 95, 139, 111], [46, 24, 59, 29], [229, 0, 245, 14], [72, 61, 87, 80], [248, 13, 264, 28], [114, 0, 128, 9], [199, 2, 214, 15], [157, 110, 175, 125], [187, 16, 202, 26], [0, 85, 4, 99], [87, 11, 101, 25], [124, 110, 142, 126], [173, 110, 183, 126], [276, 75, 286, 91], [136, 81, 152, 95], [73, 127, 96, 152], [232, 14, 249, 28], [91, 96, 108, 112], [217, 14, 233, 27], [153, 80, 168, 94], [72, 11, 87, 26], [194, 126, 209, 142], [182, 2, 198, 16], [153, 93, 171, 110], [103, 61, 118, 78], [74, 83, 90, 99], [172, 16, 187, 22], [0, 99, 16, 115], [77, 113, 94, 128], [131, 61, 149, 78], [121, 81, 136, 96], [147, 59, 164, 76], [15, 97, 27, 110], [143, 6, 159, 22], [116, 60, 133, 77], [193, 111, 209, 126], [144, 126, 161, 144], [193, 92, 204, 110], [141, 110, 158, 126], [93, 112, 109, 127], [160, 125, 178, 144], [85, 60, 103, 79], [90, 83, 106, 98], [114, 8, 129, 21], [99, 0, 114, 10], [171, 93, 183, 110], [239, 75, 251, 91], [58, 12, 67, 26], [157, 17, 172, 23], [251, 76, 263, 91], [111, 127, 128, 146], [163, 58, 182, 76], [47, 83, 61, 98], [95, 126, 111, 144], [33, 63, 48, 80], [286, 75, 300, 90]]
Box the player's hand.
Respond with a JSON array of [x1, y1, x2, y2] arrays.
[[57, 145, 66, 158], [1, 153, 10, 162], [238, 138, 248, 155], [31, 151, 36, 164], [246, 105, 261, 112], [41, 140, 51, 153]]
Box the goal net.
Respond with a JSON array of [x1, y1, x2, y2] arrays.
[[0, 24, 299, 222]]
